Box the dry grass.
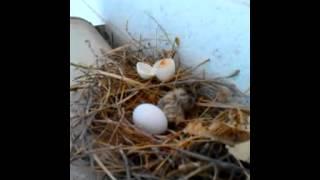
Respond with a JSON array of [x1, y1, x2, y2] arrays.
[[70, 28, 250, 179]]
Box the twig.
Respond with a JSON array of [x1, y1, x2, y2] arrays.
[[108, 109, 125, 143], [97, 69, 143, 86], [93, 154, 117, 180], [212, 163, 219, 180], [81, 0, 106, 23], [101, 79, 111, 107], [131, 173, 160, 180], [199, 107, 211, 118], [145, 12, 174, 47], [119, 83, 125, 104], [72, 145, 123, 159], [124, 144, 175, 151], [125, 20, 147, 50], [174, 148, 246, 171], [116, 91, 139, 106], [70, 84, 88, 91], [213, 69, 241, 81], [82, 113, 94, 132], [155, 26, 158, 57], [196, 101, 250, 112], [71, 62, 143, 86], [185, 59, 210, 74], [178, 162, 215, 180], [126, 79, 214, 93], [231, 156, 250, 179], [119, 149, 131, 180], [123, 120, 160, 143], [166, 162, 200, 177], [152, 154, 171, 174], [225, 69, 240, 79], [105, 44, 131, 55]]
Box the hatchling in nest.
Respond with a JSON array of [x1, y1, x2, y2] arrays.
[[158, 88, 195, 125]]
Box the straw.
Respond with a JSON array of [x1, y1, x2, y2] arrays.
[[70, 30, 250, 180]]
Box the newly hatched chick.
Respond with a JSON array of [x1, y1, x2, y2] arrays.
[[158, 88, 195, 124]]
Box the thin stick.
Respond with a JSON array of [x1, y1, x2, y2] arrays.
[[225, 69, 240, 79], [152, 154, 171, 174], [108, 109, 125, 144], [199, 107, 211, 118], [174, 148, 246, 171], [71, 62, 143, 86], [93, 154, 117, 180], [97, 69, 143, 86], [70, 84, 88, 91], [131, 173, 160, 180], [102, 79, 111, 105], [93, 118, 122, 124], [231, 156, 250, 179], [123, 120, 160, 143], [81, 0, 107, 23], [196, 101, 250, 112], [126, 79, 214, 93], [119, 83, 125, 104], [186, 59, 210, 74], [145, 12, 173, 46], [116, 91, 139, 105], [212, 163, 219, 180], [178, 162, 214, 180], [105, 44, 131, 55], [124, 144, 175, 151], [125, 20, 147, 50], [166, 162, 200, 177], [119, 149, 131, 180]]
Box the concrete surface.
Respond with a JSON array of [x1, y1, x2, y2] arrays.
[[70, 0, 250, 91]]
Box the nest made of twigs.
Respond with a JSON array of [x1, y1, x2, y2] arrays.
[[70, 38, 250, 180]]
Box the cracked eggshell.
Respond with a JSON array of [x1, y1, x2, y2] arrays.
[[153, 58, 176, 82], [136, 62, 155, 80]]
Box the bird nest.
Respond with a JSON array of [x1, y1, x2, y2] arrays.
[[70, 36, 250, 180]]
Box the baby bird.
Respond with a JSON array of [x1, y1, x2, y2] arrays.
[[158, 88, 195, 124]]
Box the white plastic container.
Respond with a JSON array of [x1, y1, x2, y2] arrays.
[[70, 17, 111, 86], [70, 18, 111, 180]]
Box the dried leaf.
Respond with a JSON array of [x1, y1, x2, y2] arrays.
[[183, 120, 250, 146], [208, 121, 250, 144]]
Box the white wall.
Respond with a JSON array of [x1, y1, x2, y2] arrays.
[[70, 0, 250, 91]]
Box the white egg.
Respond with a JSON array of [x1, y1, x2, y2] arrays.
[[132, 103, 168, 134], [136, 62, 155, 80], [153, 58, 176, 82]]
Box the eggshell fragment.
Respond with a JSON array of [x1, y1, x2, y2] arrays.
[[153, 58, 176, 82], [136, 62, 155, 80]]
